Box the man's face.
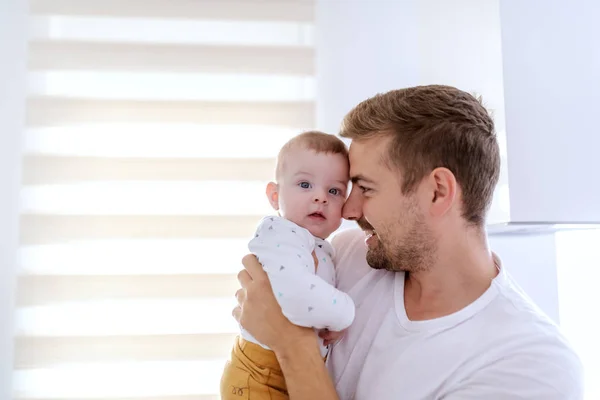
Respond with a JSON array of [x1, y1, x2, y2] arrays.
[[344, 137, 436, 272]]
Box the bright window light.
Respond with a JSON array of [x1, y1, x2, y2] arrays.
[[30, 16, 314, 47]]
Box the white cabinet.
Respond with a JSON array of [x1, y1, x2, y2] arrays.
[[316, 0, 600, 232], [499, 0, 600, 226]]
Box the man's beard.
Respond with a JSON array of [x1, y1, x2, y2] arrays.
[[358, 216, 436, 273]]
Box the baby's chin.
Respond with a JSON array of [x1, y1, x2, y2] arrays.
[[278, 212, 341, 239], [306, 221, 342, 240]]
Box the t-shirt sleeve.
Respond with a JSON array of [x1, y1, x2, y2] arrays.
[[440, 341, 584, 400], [248, 216, 355, 331]]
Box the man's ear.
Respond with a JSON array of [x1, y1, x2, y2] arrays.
[[426, 167, 457, 218], [266, 182, 280, 210]]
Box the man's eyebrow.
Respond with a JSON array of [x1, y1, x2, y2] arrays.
[[351, 174, 376, 184]]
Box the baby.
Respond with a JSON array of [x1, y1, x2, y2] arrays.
[[220, 131, 356, 399]]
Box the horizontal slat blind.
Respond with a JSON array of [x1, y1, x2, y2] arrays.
[[18, 397, 219, 400], [29, 42, 314, 74], [16, 1, 315, 398], [17, 274, 241, 306], [16, 334, 238, 368], [30, 0, 315, 21], [20, 215, 264, 244], [26, 98, 315, 126], [23, 157, 276, 184]]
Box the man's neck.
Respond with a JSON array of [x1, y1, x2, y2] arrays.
[[403, 232, 498, 321]]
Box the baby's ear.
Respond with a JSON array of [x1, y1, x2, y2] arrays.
[[265, 182, 280, 210]]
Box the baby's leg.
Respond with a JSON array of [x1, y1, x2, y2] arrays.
[[220, 336, 289, 400]]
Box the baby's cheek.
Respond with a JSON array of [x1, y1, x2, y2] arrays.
[[330, 201, 345, 218]]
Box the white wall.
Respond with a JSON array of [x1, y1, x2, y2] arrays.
[[316, 0, 511, 226], [316, 0, 600, 332], [556, 229, 600, 399], [0, 1, 28, 398], [489, 234, 560, 322], [317, 0, 598, 329], [315, 0, 420, 135], [499, 0, 600, 223]]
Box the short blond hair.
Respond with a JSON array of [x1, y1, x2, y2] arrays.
[[275, 131, 348, 179], [340, 85, 500, 226]]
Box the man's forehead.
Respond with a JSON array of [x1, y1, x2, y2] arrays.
[[348, 135, 391, 155], [349, 159, 379, 185], [349, 138, 387, 167]]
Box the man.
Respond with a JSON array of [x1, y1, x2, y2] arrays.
[[233, 85, 583, 399]]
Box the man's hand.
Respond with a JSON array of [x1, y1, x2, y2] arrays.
[[318, 329, 346, 346], [233, 254, 340, 400], [232, 254, 314, 353]]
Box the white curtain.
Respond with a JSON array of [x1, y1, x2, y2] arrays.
[[15, 1, 316, 398]]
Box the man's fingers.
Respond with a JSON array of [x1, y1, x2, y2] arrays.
[[242, 253, 267, 281], [235, 288, 245, 305], [232, 305, 241, 323], [237, 269, 252, 288], [318, 329, 338, 340], [318, 329, 344, 345]]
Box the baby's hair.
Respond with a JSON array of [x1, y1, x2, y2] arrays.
[[275, 131, 349, 179]]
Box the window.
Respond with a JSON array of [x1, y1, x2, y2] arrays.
[[15, 1, 316, 398]]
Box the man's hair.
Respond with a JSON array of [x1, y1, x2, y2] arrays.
[[340, 85, 500, 226], [276, 130, 348, 179]]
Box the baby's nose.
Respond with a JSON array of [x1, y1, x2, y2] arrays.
[[313, 194, 328, 204]]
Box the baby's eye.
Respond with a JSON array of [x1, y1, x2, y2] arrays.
[[299, 181, 311, 189], [329, 188, 341, 196]]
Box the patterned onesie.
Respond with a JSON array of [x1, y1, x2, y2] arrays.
[[220, 215, 355, 400]]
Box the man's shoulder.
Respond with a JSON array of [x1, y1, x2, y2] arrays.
[[490, 275, 576, 352], [453, 333, 583, 399], [478, 279, 584, 397], [450, 295, 584, 398], [477, 325, 583, 398], [504, 311, 582, 373]]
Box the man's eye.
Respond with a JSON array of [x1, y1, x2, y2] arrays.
[[299, 181, 311, 189], [359, 186, 371, 193]]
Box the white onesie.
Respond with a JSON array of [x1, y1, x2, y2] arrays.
[[241, 216, 356, 357]]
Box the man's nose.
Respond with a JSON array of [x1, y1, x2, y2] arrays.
[[342, 185, 363, 221]]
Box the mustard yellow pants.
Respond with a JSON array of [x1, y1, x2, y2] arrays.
[[220, 336, 288, 400]]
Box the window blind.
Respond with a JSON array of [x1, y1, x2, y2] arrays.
[[15, 1, 316, 398]]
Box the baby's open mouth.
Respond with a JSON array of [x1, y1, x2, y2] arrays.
[[309, 212, 326, 220]]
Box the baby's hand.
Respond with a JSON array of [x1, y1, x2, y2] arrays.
[[318, 328, 346, 346]]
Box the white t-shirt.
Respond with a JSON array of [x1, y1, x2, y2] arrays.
[[327, 229, 584, 400], [242, 216, 355, 357]]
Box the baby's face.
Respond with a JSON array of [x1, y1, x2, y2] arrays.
[[274, 149, 349, 239]]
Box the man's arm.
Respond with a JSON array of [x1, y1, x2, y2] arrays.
[[233, 254, 339, 400], [275, 331, 339, 400]]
